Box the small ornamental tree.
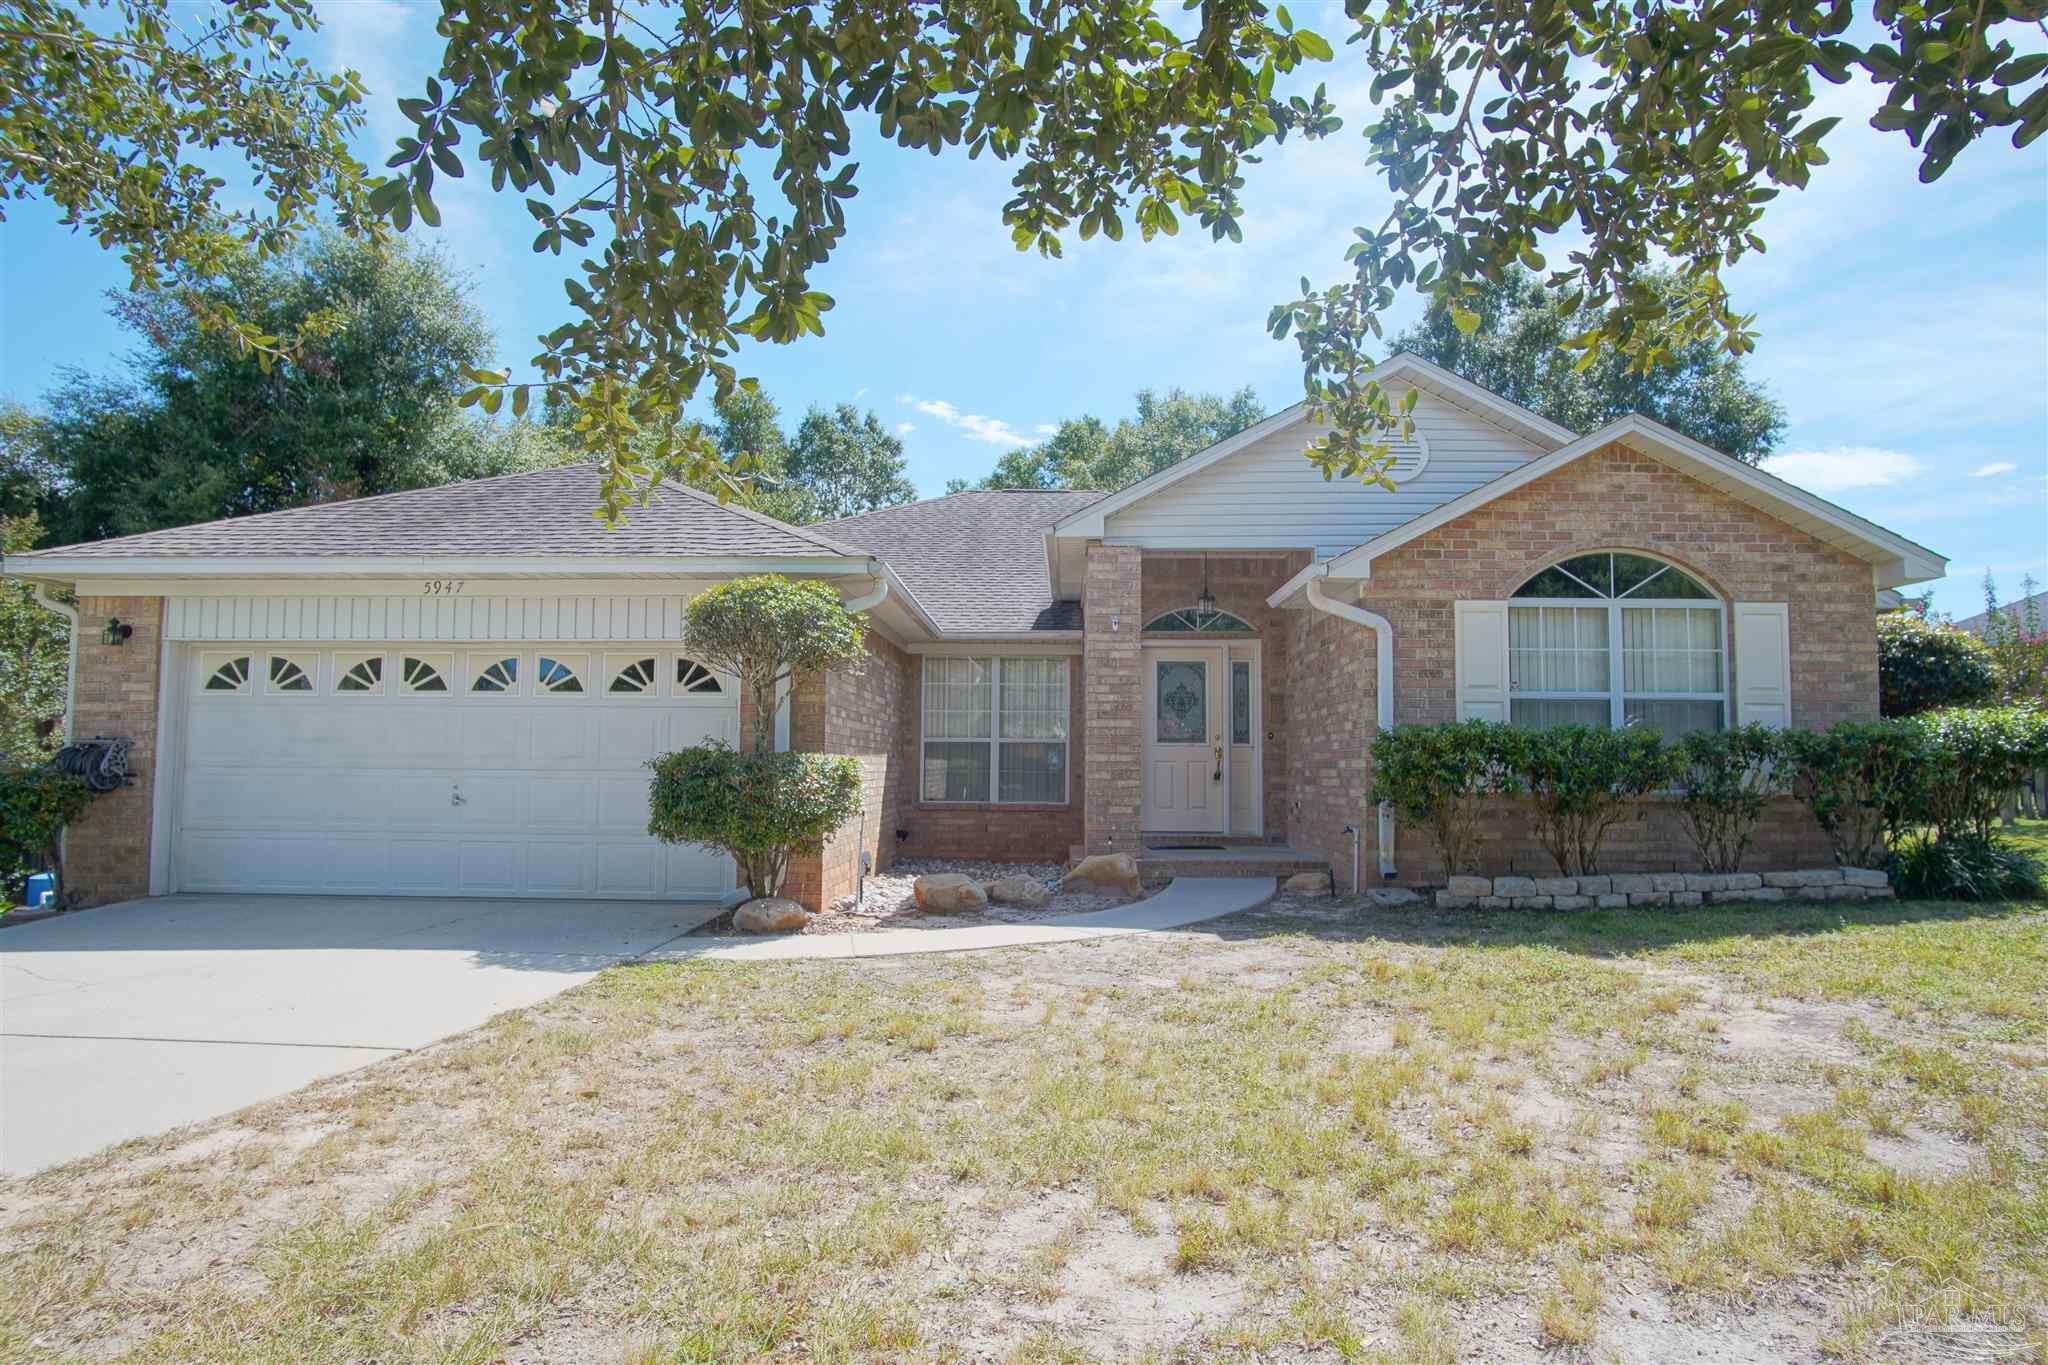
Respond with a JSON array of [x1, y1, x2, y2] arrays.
[[1877, 612, 2000, 717], [1370, 721, 1517, 878], [647, 743, 860, 900], [683, 575, 868, 753], [1910, 706, 2048, 840]]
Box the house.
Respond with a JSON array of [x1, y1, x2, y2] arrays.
[[1953, 588, 2046, 638], [3, 354, 1947, 911]]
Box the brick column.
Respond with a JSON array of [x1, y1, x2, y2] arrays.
[[1083, 544, 1142, 853], [65, 596, 164, 907]]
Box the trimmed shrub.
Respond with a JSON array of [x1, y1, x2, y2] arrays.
[[1877, 613, 1999, 717], [647, 742, 862, 899], [1371, 721, 1518, 877], [1673, 725, 1786, 873], [1780, 721, 1929, 870], [0, 765, 95, 905], [1909, 705, 2048, 840], [1510, 724, 1675, 876], [1889, 833, 2044, 901], [684, 576, 869, 753]]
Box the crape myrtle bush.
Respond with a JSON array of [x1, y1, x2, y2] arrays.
[[1371, 708, 2048, 890]]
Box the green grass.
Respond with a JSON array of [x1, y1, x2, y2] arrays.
[[2, 896, 2044, 1362]]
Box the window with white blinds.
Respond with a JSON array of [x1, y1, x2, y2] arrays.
[[921, 656, 1070, 803]]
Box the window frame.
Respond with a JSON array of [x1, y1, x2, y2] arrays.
[[1507, 554, 1730, 735], [920, 655, 1072, 806]]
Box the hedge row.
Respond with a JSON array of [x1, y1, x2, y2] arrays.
[[1371, 707, 2048, 885]]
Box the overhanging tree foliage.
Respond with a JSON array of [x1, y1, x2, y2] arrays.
[[13, 0, 2044, 513]]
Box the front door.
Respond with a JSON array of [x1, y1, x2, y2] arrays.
[[1142, 646, 1226, 833]]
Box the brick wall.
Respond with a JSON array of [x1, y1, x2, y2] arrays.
[[1286, 442, 1877, 885], [898, 651, 1085, 863], [1285, 605, 1379, 889], [64, 597, 164, 906], [782, 633, 916, 910], [1083, 544, 1143, 853], [1140, 552, 1308, 839]]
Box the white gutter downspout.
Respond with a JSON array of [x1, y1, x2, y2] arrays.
[[31, 582, 79, 743], [841, 567, 890, 616], [1304, 573, 1397, 886]]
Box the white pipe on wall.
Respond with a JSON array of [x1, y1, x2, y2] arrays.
[[1304, 574, 1398, 883]]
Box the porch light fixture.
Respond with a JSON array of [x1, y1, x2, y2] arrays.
[[100, 617, 132, 646], [1195, 554, 1218, 625]]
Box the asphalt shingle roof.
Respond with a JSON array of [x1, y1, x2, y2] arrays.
[[12, 463, 868, 561], [819, 489, 1106, 634]]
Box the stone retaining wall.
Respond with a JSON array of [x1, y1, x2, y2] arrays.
[[1435, 867, 1892, 910]]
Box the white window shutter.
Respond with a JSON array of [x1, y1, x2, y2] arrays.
[[1733, 602, 1792, 729], [1454, 600, 1511, 722]]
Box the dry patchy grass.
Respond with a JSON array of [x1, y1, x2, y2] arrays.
[[2, 897, 2044, 1362]]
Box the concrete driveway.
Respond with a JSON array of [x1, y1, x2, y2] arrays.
[[0, 894, 722, 1177]]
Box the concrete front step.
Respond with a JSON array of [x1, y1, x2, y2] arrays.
[[1134, 845, 1329, 881]]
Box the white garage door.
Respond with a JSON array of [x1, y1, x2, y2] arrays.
[[172, 645, 739, 899]]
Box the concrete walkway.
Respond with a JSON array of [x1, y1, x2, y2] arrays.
[[656, 876, 1277, 962]]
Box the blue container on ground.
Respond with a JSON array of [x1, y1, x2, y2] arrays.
[[23, 872, 55, 909]]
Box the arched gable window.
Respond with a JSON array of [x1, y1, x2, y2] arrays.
[[1508, 552, 1726, 740], [1144, 606, 1255, 634]]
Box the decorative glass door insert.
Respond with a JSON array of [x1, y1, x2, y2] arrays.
[[1155, 660, 1208, 743]]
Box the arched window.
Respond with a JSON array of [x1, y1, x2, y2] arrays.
[[1144, 606, 1255, 634], [1509, 552, 1726, 740]]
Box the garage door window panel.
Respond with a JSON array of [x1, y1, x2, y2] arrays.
[[335, 654, 385, 694], [673, 657, 723, 695], [266, 654, 316, 694], [401, 655, 451, 694], [607, 655, 659, 695], [469, 654, 521, 695], [202, 653, 251, 693], [537, 654, 587, 694]]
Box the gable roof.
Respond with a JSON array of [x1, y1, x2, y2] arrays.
[[1269, 413, 1947, 603], [1955, 588, 2047, 637], [819, 489, 1106, 634], [8, 463, 872, 569], [1050, 351, 1579, 540]]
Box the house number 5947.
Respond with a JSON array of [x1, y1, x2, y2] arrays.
[[422, 580, 465, 596]]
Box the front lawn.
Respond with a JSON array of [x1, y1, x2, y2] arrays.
[[3, 895, 2044, 1362]]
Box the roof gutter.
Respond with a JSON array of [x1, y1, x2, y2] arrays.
[[1304, 571, 1397, 885]]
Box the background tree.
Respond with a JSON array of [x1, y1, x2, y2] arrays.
[[1979, 572, 2047, 705], [31, 235, 577, 547], [784, 404, 917, 522], [1877, 612, 2002, 716], [1390, 270, 1787, 461], [0, 513, 68, 762], [974, 387, 1265, 491]]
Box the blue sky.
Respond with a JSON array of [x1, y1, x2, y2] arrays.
[[2, 3, 2043, 619]]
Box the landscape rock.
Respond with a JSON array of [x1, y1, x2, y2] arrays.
[[1511, 895, 1554, 910], [733, 898, 813, 933], [1840, 867, 1890, 889], [986, 876, 1052, 907], [1534, 876, 1579, 896], [1609, 874, 1653, 895], [1435, 893, 1477, 910], [1577, 875, 1612, 896], [1551, 894, 1592, 911], [1368, 887, 1423, 908], [1596, 893, 1629, 909], [1630, 891, 1671, 908], [1494, 875, 1538, 897], [1670, 890, 1704, 907], [1063, 852, 1141, 897], [1284, 871, 1333, 895], [1446, 875, 1492, 898], [913, 873, 989, 913], [1477, 896, 1511, 910], [1725, 873, 1763, 891], [1650, 874, 1688, 893]]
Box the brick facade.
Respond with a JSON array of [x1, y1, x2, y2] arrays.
[[1083, 544, 1143, 854], [64, 597, 164, 907], [781, 633, 917, 910], [1284, 442, 1877, 885]]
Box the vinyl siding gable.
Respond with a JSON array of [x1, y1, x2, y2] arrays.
[[1101, 384, 1547, 557]]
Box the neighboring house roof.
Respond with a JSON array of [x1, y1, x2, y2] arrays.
[[8, 463, 871, 566], [819, 489, 1107, 634], [1955, 588, 2048, 637], [1269, 413, 1948, 604]]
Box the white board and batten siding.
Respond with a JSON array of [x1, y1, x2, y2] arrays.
[[166, 592, 706, 642], [1103, 385, 1545, 557]]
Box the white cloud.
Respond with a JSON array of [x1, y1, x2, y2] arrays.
[[898, 394, 1034, 447], [853, 386, 869, 400], [1759, 446, 1927, 494], [1969, 461, 2018, 478], [1033, 423, 1059, 435], [895, 422, 915, 435]]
